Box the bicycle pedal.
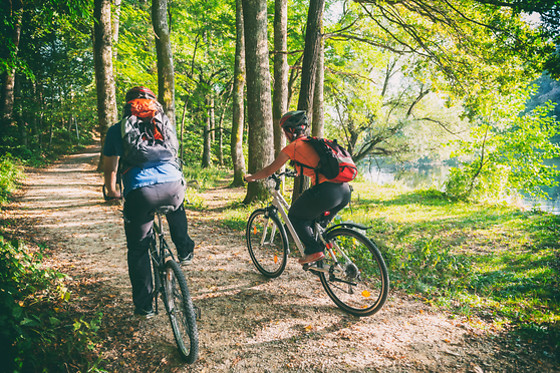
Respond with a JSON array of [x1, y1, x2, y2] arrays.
[[302, 263, 318, 271]]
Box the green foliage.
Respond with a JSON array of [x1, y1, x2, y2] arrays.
[[0, 237, 104, 372], [445, 94, 560, 201], [0, 155, 24, 205]]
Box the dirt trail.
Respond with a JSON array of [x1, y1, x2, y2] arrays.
[[5, 146, 558, 372]]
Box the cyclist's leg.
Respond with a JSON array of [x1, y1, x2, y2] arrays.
[[123, 184, 166, 314], [325, 182, 352, 220], [288, 182, 350, 255], [159, 180, 195, 259]]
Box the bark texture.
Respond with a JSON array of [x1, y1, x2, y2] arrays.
[[152, 0, 175, 125], [231, 0, 247, 187], [273, 0, 288, 157], [242, 0, 274, 204], [93, 0, 118, 169]]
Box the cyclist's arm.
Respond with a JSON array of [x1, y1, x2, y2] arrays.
[[103, 155, 122, 198], [245, 152, 290, 182]]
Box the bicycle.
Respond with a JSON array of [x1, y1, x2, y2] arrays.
[[246, 171, 389, 317], [148, 205, 199, 363]]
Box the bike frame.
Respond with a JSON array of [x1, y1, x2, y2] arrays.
[[264, 174, 365, 274], [267, 185, 306, 256], [148, 207, 176, 314]]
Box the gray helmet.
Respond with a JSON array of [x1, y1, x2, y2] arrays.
[[279, 110, 308, 132]]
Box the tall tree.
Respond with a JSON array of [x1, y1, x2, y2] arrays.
[[293, 0, 325, 200], [93, 0, 118, 168], [242, 0, 274, 203], [311, 34, 324, 137], [111, 0, 122, 61], [273, 0, 289, 157], [297, 0, 325, 113], [230, 0, 246, 186], [0, 0, 23, 137], [152, 0, 175, 124], [202, 96, 211, 167]]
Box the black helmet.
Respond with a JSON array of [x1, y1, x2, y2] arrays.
[[279, 110, 308, 132]]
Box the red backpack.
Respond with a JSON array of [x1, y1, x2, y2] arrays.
[[295, 137, 358, 183]]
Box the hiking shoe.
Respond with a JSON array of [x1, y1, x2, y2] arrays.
[[134, 307, 155, 319], [179, 252, 193, 266], [298, 251, 325, 265]]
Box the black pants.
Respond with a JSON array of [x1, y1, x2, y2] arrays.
[[288, 182, 352, 255], [123, 180, 195, 312]]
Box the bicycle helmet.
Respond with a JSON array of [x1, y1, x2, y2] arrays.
[[279, 110, 308, 134], [125, 86, 157, 102]]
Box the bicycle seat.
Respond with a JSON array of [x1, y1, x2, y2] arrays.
[[316, 211, 332, 228], [153, 205, 176, 215]]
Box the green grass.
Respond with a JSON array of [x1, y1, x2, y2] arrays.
[[346, 181, 560, 350], [182, 165, 232, 191]]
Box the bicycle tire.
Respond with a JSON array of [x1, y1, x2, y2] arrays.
[[246, 208, 288, 278], [161, 260, 199, 363], [319, 228, 389, 317]]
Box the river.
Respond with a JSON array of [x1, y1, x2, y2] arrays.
[[362, 158, 560, 214]]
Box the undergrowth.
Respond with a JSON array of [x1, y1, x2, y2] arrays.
[[0, 236, 105, 372]]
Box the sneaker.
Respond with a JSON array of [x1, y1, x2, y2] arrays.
[[134, 307, 155, 319], [298, 251, 325, 265], [179, 252, 193, 266]]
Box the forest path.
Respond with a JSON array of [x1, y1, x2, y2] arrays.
[[6, 146, 557, 372]]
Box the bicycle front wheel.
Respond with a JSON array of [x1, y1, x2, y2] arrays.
[[319, 228, 389, 317], [162, 260, 199, 364], [246, 209, 288, 278]]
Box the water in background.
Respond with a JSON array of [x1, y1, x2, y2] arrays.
[[362, 158, 451, 190], [362, 158, 560, 214]]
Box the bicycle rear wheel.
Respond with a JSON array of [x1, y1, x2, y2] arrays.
[[319, 228, 389, 317], [246, 208, 288, 278], [162, 260, 199, 363]]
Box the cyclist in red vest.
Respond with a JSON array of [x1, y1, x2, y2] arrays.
[[245, 110, 351, 264]]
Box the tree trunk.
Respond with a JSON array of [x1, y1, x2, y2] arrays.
[[0, 0, 23, 137], [217, 87, 232, 166], [293, 0, 325, 201], [202, 97, 212, 167], [242, 0, 274, 204], [179, 97, 188, 163], [230, 0, 247, 187], [112, 0, 122, 61], [93, 0, 118, 170], [273, 0, 288, 157], [210, 95, 215, 142], [296, 0, 324, 113], [311, 35, 324, 138], [152, 0, 175, 125]]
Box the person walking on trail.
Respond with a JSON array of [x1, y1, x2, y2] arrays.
[[244, 110, 352, 265], [103, 86, 195, 317]]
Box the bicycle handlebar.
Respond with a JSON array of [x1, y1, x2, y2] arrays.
[[265, 170, 298, 190]]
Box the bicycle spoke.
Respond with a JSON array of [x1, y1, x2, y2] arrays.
[[246, 209, 288, 278], [319, 228, 389, 316]]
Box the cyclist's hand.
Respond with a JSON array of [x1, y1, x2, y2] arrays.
[[103, 184, 122, 202], [244, 174, 257, 183]]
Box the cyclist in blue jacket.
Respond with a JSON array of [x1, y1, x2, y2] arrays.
[[103, 86, 195, 317]]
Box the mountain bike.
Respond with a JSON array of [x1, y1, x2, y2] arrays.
[[147, 206, 199, 363], [246, 171, 389, 317]]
